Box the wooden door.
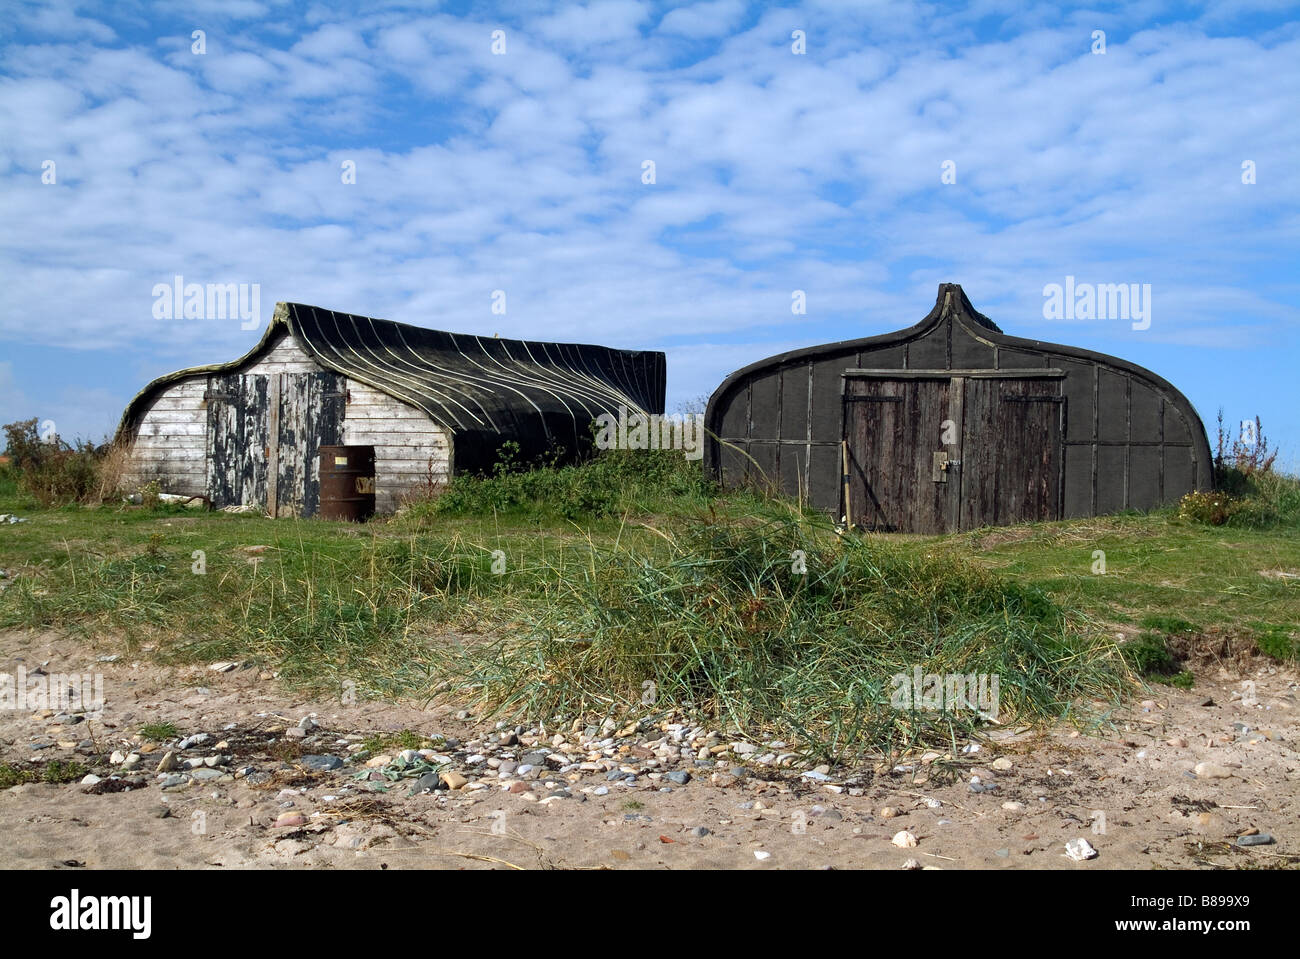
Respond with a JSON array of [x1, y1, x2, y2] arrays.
[[844, 371, 1063, 533], [959, 377, 1062, 529], [206, 374, 270, 509], [206, 371, 346, 515], [275, 371, 345, 517], [844, 376, 952, 533]]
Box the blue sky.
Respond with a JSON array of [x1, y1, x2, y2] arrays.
[[1, 0, 1297, 467]]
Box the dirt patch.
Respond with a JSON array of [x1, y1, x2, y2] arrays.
[[1168, 629, 1266, 674]]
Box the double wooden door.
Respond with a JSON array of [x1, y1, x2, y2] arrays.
[[205, 371, 346, 516], [844, 370, 1063, 533]]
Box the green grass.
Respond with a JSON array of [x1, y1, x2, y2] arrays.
[[1154, 670, 1195, 689], [1119, 632, 1177, 676], [1252, 622, 1300, 661], [138, 722, 177, 741], [360, 730, 433, 754], [425, 511, 1130, 760], [0, 759, 90, 790], [2, 453, 1297, 760], [951, 509, 1300, 658]]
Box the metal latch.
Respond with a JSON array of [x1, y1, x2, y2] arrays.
[[932, 451, 948, 483], [933, 453, 963, 482]]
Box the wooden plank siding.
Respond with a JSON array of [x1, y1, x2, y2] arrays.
[[705, 284, 1213, 530], [123, 331, 451, 514], [121, 378, 208, 494], [342, 380, 451, 512]]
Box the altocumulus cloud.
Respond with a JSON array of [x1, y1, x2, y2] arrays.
[[0, 0, 1296, 457]]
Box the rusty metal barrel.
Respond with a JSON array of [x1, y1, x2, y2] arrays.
[[319, 445, 376, 521]]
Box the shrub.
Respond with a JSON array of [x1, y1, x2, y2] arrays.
[[414, 441, 717, 521], [1214, 409, 1278, 492], [1120, 632, 1176, 675], [1177, 490, 1235, 526], [1254, 624, 1299, 662], [2, 418, 119, 507]]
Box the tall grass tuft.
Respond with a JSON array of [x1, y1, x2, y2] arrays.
[[426, 507, 1133, 760]]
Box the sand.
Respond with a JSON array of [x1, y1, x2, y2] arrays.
[[1, 628, 1295, 870]]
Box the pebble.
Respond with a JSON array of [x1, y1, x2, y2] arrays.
[[688, 826, 710, 837], [410, 773, 443, 794], [440, 771, 468, 790], [159, 774, 188, 789], [665, 771, 690, 786], [592, 786, 609, 796], [991, 757, 1013, 771], [81, 775, 102, 785], [1236, 834, 1274, 847], [301, 755, 343, 771], [1001, 801, 1026, 811], [880, 807, 899, 819], [177, 734, 210, 750], [891, 830, 918, 848], [901, 858, 922, 870], [1193, 762, 1232, 779], [190, 768, 225, 781], [753, 850, 771, 861], [275, 812, 306, 828], [1065, 838, 1098, 861], [156, 748, 180, 774]]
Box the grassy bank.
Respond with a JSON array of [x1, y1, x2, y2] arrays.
[[1, 451, 1297, 759]]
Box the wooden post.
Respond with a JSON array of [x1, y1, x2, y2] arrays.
[[841, 439, 852, 528], [947, 375, 965, 533], [266, 373, 280, 518]]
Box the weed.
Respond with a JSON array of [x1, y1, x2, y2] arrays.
[[138, 722, 177, 742]]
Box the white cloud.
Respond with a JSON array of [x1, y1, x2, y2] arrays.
[[657, 1, 748, 38], [0, 1, 1295, 439]]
